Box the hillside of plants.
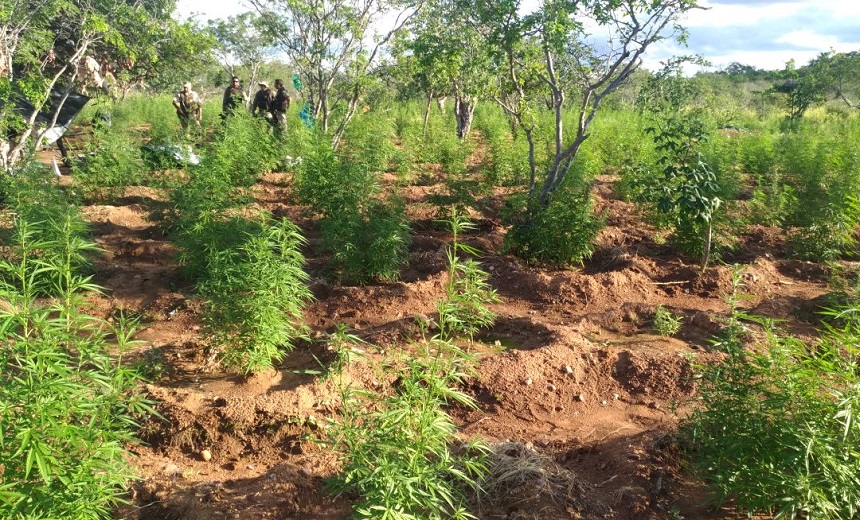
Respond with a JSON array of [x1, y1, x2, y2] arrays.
[[3, 1, 860, 519]]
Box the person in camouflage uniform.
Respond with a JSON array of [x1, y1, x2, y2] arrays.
[[172, 82, 202, 132]]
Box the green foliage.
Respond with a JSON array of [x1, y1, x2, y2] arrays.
[[774, 122, 860, 260], [298, 136, 410, 284], [429, 168, 490, 219], [320, 199, 410, 284], [504, 173, 603, 267], [0, 177, 149, 518], [325, 339, 489, 520], [0, 166, 99, 299], [588, 110, 656, 174], [644, 117, 722, 266], [682, 296, 860, 518], [342, 113, 398, 173], [770, 66, 828, 123], [163, 112, 313, 374], [70, 126, 148, 202], [197, 216, 312, 374], [437, 214, 499, 340], [652, 305, 682, 337], [295, 136, 378, 215], [200, 112, 280, 187]]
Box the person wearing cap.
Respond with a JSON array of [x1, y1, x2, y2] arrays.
[[221, 76, 247, 120], [251, 81, 273, 121], [172, 82, 202, 132]]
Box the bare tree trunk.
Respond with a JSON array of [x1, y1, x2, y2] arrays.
[[454, 96, 475, 139], [436, 96, 447, 112], [422, 90, 433, 137]]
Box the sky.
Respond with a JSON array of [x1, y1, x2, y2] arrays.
[[175, 0, 860, 73]]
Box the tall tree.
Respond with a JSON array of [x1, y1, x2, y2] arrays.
[[208, 12, 279, 104], [770, 58, 828, 122], [403, 0, 493, 138], [808, 50, 860, 112], [249, 0, 422, 145], [474, 0, 701, 206]]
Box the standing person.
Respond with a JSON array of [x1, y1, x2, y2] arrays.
[[172, 82, 202, 133], [251, 81, 273, 123], [221, 76, 247, 120], [271, 78, 291, 138]]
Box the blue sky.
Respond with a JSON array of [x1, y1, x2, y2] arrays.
[[175, 0, 860, 72], [648, 0, 860, 71]]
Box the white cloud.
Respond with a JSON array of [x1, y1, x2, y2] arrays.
[[681, 1, 805, 28], [775, 30, 839, 50]]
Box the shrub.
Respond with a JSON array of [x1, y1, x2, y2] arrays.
[[644, 117, 723, 266], [343, 113, 397, 173], [71, 126, 148, 202], [503, 173, 603, 267], [652, 305, 682, 337], [197, 215, 312, 374], [0, 166, 99, 299], [200, 112, 279, 187], [325, 339, 489, 519], [776, 123, 860, 260], [437, 214, 499, 340], [0, 183, 148, 517], [681, 273, 860, 519], [320, 199, 410, 284], [294, 137, 377, 216]]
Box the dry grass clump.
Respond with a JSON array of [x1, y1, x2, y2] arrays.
[[472, 441, 595, 519]]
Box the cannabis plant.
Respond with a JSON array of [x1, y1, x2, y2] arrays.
[[320, 199, 410, 284], [682, 271, 860, 519], [0, 190, 149, 518], [437, 213, 499, 340], [71, 126, 147, 202], [503, 170, 603, 267], [326, 339, 489, 519], [196, 215, 312, 374], [652, 305, 682, 337]]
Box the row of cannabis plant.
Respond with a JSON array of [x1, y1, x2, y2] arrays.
[[166, 113, 312, 373], [0, 166, 150, 518]]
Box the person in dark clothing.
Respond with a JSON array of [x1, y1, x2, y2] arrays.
[[221, 76, 247, 119], [251, 81, 273, 122], [271, 78, 291, 138]]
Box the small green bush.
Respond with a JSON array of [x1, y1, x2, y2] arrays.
[[652, 305, 682, 337], [198, 216, 312, 374], [503, 174, 603, 267], [437, 214, 499, 340], [776, 123, 860, 260], [294, 137, 378, 216], [0, 166, 99, 299], [71, 127, 148, 202], [343, 113, 397, 173], [320, 199, 410, 284], [326, 339, 489, 520], [200, 112, 279, 187], [0, 176, 149, 517]]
